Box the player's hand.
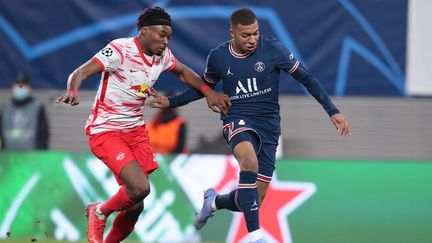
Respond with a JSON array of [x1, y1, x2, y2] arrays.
[[204, 89, 231, 116], [147, 88, 170, 108], [55, 92, 80, 106], [330, 113, 351, 136]]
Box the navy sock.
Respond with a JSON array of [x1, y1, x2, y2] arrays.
[[215, 189, 241, 212], [237, 171, 260, 233]]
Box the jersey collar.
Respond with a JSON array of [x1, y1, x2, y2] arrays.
[[229, 40, 251, 59], [134, 37, 155, 67]]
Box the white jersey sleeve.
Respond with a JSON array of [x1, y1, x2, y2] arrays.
[[92, 41, 124, 72], [161, 48, 176, 72]]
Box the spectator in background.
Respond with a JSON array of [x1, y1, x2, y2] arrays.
[[146, 103, 188, 154], [0, 72, 49, 150]]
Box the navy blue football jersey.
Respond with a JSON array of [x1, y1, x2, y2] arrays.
[[203, 36, 299, 129]]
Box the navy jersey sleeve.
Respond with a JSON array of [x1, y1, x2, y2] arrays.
[[271, 38, 300, 74], [168, 79, 217, 108], [168, 49, 221, 108], [291, 63, 340, 116], [269, 38, 339, 116], [203, 50, 222, 84]]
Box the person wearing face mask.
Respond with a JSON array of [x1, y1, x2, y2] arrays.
[[0, 72, 49, 150]]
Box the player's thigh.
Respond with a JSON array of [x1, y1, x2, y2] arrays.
[[130, 126, 159, 176], [119, 161, 149, 190], [231, 131, 260, 171], [89, 131, 139, 184], [223, 120, 262, 154]]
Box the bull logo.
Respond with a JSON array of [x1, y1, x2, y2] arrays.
[[130, 83, 150, 98]]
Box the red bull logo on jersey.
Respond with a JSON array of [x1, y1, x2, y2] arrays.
[[130, 83, 150, 98]]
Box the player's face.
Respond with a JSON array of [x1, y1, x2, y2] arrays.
[[141, 25, 172, 56], [230, 20, 259, 54]]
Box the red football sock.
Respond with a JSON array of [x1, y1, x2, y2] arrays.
[[100, 186, 135, 216], [104, 211, 137, 243]]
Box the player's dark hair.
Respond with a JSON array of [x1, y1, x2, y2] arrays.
[[136, 6, 172, 30], [230, 8, 257, 26]]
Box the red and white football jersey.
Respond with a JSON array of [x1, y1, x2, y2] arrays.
[[85, 37, 176, 135]]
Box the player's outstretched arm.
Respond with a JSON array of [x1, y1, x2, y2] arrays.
[[147, 85, 203, 109], [169, 58, 231, 115], [55, 60, 101, 106], [291, 63, 351, 136]]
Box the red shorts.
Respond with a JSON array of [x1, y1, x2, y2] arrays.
[[88, 125, 158, 185]]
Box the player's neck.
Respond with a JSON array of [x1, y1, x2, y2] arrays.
[[231, 40, 247, 55]]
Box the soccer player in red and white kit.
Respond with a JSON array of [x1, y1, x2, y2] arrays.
[[56, 7, 231, 243]]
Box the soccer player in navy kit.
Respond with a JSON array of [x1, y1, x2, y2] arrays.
[[149, 8, 351, 243]]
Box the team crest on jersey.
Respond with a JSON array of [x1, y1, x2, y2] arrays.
[[289, 53, 294, 60], [254, 61, 265, 72], [101, 47, 113, 57]]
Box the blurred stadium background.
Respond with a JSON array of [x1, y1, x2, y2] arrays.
[[1, 0, 431, 243]]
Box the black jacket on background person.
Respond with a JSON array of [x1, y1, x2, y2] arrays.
[[0, 96, 49, 150]]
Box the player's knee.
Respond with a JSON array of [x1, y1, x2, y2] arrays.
[[238, 157, 258, 172], [129, 202, 144, 216], [133, 201, 144, 213], [123, 201, 144, 220], [128, 184, 151, 201]]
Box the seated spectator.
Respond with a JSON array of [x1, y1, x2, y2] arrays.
[[0, 72, 49, 150]]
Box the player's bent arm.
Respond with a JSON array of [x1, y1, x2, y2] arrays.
[[168, 58, 230, 115], [291, 63, 340, 116], [67, 59, 102, 92], [169, 58, 210, 92], [56, 59, 102, 105], [168, 80, 216, 107]]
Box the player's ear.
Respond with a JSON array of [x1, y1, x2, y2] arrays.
[[141, 27, 147, 36], [229, 27, 234, 38]]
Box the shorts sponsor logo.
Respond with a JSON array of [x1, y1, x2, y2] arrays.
[[116, 152, 125, 161]]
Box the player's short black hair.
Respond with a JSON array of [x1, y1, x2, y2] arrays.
[[230, 8, 257, 26], [136, 6, 172, 30]]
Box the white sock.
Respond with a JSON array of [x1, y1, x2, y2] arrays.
[[211, 198, 218, 211], [95, 203, 106, 220], [249, 229, 262, 242]]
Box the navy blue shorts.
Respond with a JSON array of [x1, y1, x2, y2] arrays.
[[222, 118, 279, 183]]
